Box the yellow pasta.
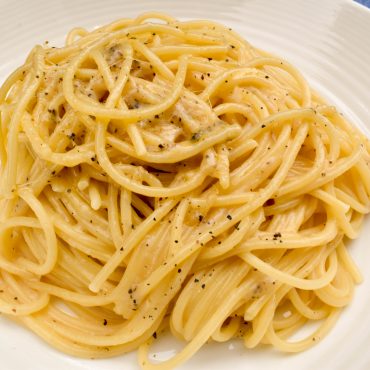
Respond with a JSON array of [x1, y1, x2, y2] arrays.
[[0, 12, 370, 370]]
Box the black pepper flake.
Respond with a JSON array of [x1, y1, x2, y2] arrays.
[[120, 247, 123, 251], [273, 232, 282, 238], [265, 75, 269, 79], [154, 114, 159, 119], [177, 268, 182, 273], [261, 124, 266, 128], [207, 57, 213, 61], [174, 240, 179, 243], [103, 319, 108, 326], [264, 198, 275, 206], [191, 132, 201, 141], [201, 284, 206, 289], [158, 144, 164, 149], [198, 215, 203, 222], [194, 278, 199, 283], [153, 332, 157, 339], [227, 214, 232, 220]]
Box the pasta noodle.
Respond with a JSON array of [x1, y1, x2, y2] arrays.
[[0, 12, 370, 369]]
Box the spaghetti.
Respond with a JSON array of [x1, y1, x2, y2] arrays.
[[0, 12, 369, 369]]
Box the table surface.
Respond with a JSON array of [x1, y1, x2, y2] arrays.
[[356, 0, 370, 8]]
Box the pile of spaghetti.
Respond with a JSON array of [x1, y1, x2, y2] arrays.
[[0, 12, 370, 369]]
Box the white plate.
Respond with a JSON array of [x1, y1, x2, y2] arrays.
[[1, 0, 370, 369]]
